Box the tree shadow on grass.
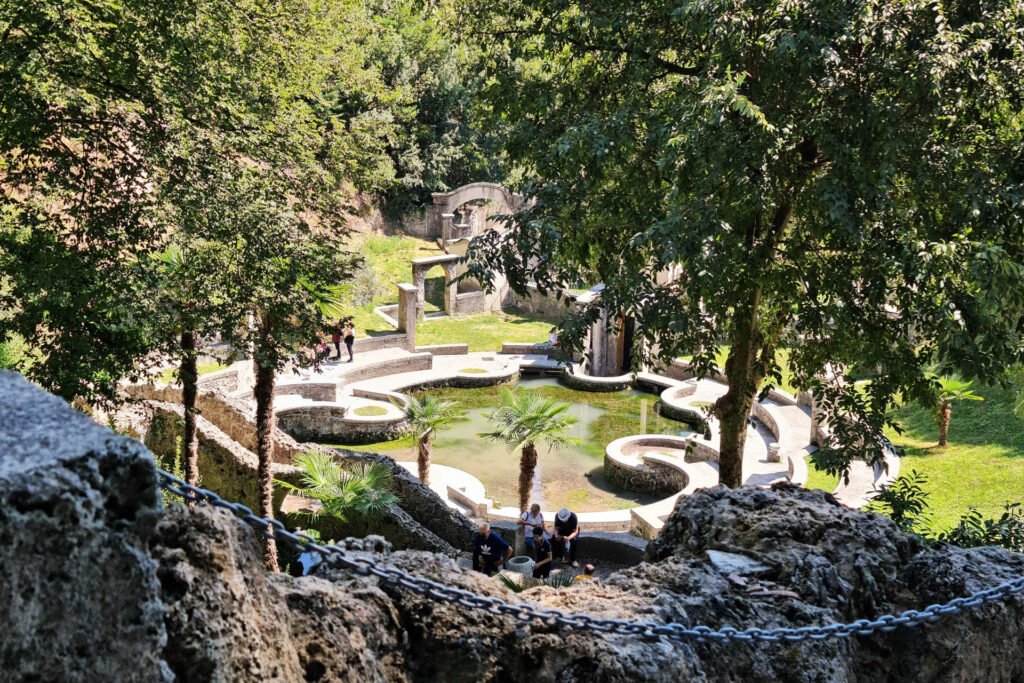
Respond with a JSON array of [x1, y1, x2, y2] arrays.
[[889, 384, 1024, 459]]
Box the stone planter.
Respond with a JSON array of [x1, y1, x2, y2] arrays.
[[506, 555, 535, 577]]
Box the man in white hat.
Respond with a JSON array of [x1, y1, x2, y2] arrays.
[[552, 507, 580, 567]]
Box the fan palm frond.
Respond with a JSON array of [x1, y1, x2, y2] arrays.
[[480, 387, 579, 451], [275, 450, 398, 524], [402, 394, 466, 438]]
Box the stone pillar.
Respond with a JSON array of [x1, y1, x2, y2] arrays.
[[589, 308, 608, 376], [767, 443, 781, 463], [412, 267, 427, 320], [440, 213, 455, 249], [442, 264, 458, 316], [397, 283, 418, 350], [809, 394, 822, 447]]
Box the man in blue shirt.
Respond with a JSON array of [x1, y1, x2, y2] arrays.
[[473, 522, 512, 576]]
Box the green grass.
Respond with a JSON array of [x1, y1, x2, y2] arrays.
[[342, 233, 443, 335], [415, 311, 553, 352], [682, 346, 797, 394], [799, 383, 1024, 532], [343, 231, 555, 349], [159, 362, 229, 385], [881, 384, 1024, 532], [804, 466, 840, 493], [353, 405, 388, 417]]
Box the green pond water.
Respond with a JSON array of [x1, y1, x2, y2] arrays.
[[339, 377, 694, 512]]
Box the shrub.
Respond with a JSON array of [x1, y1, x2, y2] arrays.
[[869, 471, 1024, 552]]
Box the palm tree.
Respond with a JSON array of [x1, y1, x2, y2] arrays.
[[249, 280, 348, 569], [278, 449, 398, 524], [934, 376, 983, 448], [150, 242, 219, 492], [401, 395, 466, 487], [481, 388, 578, 512]]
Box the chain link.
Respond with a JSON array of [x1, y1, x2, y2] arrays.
[[157, 469, 1024, 644]]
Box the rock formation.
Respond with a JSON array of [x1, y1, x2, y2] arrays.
[[3, 371, 1024, 682]]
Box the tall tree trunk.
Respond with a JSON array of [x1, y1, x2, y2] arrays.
[[518, 443, 538, 512], [715, 297, 764, 488], [180, 330, 200, 496], [417, 435, 431, 487], [937, 400, 951, 448], [714, 203, 792, 487], [253, 353, 279, 570]]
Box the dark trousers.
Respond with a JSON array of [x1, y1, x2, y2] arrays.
[[333, 340, 341, 358], [553, 536, 578, 563], [474, 557, 500, 576], [532, 563, 551, 579], [345, 337, 354, 361]]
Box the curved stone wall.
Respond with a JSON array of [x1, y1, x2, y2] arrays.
[[604, 453, 688, 498], [272, 382, 338, 402], [559, 366, 633, 392], [655, 383, 711, 435]]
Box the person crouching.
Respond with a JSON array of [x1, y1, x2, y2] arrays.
[[531, 527, 553, 579]]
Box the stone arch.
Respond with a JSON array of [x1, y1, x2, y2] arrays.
[[428, 182, 526, 244], [410, 253, 460, 319]]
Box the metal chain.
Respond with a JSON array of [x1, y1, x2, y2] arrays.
[[157, 469, 1024, 644]]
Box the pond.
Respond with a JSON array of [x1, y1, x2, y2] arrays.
[[345, 377, 695, 512]]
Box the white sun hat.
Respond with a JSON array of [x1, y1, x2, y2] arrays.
[[557, 507, 571, 521]]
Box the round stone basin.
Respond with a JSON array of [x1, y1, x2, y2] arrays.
[[338, 377, 693, 512]]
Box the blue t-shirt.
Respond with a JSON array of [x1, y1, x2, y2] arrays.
[[474, 531, 510, 566]]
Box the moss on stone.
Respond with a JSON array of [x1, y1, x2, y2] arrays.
[[353, 406, 388, 417]]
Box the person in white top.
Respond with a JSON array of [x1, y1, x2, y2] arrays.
[[517, 503, 546, 549], [548, 329, 559, 346]]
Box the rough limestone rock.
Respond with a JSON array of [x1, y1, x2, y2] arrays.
[[0, 371, 170, 682], [3, 371, 1024, 682]]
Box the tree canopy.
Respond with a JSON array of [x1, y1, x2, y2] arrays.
[[468, 0, 1024, 484], [0, 0, 388, 401]]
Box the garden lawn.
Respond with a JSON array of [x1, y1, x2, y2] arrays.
[[342, 233, 555, 347], [159, 362, 229, 385], [682, 346, 798, 395], [343, 233, 443, 335], [415, 311, 552, 352], [803, 465, 841, 493], [881, 384, 1024, 533]]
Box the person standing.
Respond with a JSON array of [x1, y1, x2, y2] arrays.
[[331, 321, 342, 360], [531, 527, 552, 579], [343, 321, 355, 363], [473, 522, 511, 576], [552, 507, 580, 567], [517, 503, 546, 550]]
